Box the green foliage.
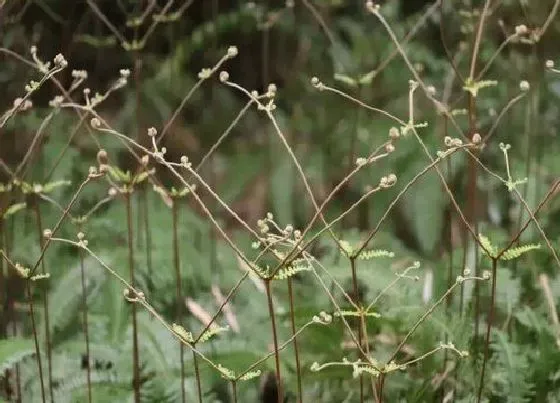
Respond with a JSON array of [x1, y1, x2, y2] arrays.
[[0, 339, 35, 372], [488, 330, 534, 401], [1, 0, 560, 402], [480, 233, 541, 260]]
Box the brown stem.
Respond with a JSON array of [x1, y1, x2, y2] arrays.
[[360, 314, 377, 400], [33, 202, 54, 403], [477, 258, 497, 402], [172, 200, 186, 403], [349, 257, 364, 403], [78, 228, 92, 403], [27, 281, 46, 403], [513, 74, 537, 276], [125, 193, 141, 403], [265, 280, 283, 403], [444, 137, 454, 399], [192, 349, 203, 403], [231, 381, 238, 403], [466, 90, 481, 350], [3, 220, 22, 402], [0, 221, 7, 399], [287, 277, 302, 403], [376, 373, 385, 403], [142, 186, 153, 295]]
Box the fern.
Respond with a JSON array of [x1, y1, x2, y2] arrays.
[[357, 249, 395, 260], [334, 310, 381, 318], [199, 325, 229, 343], [2, 202, 26, 219], [479, 233, 498, 258], [273, 263, 311, 280], [479, 233, 540, 260], [0, 339, 35, 372], [488, 329, 534, 402], [239, 369, 261, 381], [172, 323, 194, 344], [501, 243, 541, 260], [41, 258, 104, 338]]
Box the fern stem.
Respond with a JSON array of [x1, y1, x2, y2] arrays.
[[33, 202, 54, 403], [376, 374, 385, 403], [287, 277, 302, 403], [0, 220, 5, 338], [27, 281, 46, 403], [172, 200, 186, 403], [360, 313, 377, 399], [231, 381, 237, 403], [0, 220, 8, 399], [465, 91, 481, 350], [513, 70, 537, 278], [265, 279, 283, 403], [3, 218, 22, 402], [78, 227, 92, 403], [125, 193, 141, 403], [349, 257, 364, 403], [192, 349, 203, 403], [477, 258, 497, 402], [444, 116, 454, 400], [141, 185, 153, 296]]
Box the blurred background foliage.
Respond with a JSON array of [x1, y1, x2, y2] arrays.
[[1, 0, 560, 402]]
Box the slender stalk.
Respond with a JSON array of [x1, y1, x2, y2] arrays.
[[78, 225, 92, 403], [27, 281, 46, 403], [0, 220, 7, 399], [4, 218, 22, 402], [376, 374, 385, 403], [231, 381, 238, 403], [466, 92, 481, 347], [360, 314, 378, 400], [32, 202, 54, 403], [265, 280, 283, 403], [0, 220, 5, 338], [287, 277, 302, 403], [172, 200, 186, 403], [477, 258, 497, 402], [349, 257, 364, 402], [513, 62, 537, 276], [444, 117, 454, 400], [125, 193, 141, 403], [192, 349, 203, 403], [141, 186, 153, 296], [466, 0, 490, 353]]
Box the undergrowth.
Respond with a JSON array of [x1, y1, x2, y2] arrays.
[[1, 1, 560, 402]]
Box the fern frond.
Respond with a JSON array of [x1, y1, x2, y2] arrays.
[[239, 369, 261, 381], [479, 233, 498, 258], [489, 329, 534, 401], [339, 240, 354, 255], [501, 243, 541, 260], [353, 364, 381, 378], [0, 339, 35, 372], [216, 364, 236, 380], [2, 202, 26, 219], [172, 323, 194, 343], [334, 310, 381, 318], [199, 325, 229, 343], [273, 264, 311, 280], [357, 249, 395, 260]]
